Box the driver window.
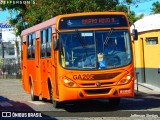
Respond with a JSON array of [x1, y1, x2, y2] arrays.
[[104, 38, 117, 55]]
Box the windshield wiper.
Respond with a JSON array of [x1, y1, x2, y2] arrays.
[[104, 28, 114, 45]]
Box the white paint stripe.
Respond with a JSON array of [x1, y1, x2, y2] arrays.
[[27, 101, 46, 105], [0, 102, 13, 107]]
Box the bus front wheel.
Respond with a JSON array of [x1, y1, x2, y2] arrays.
[[108, 98, 120, 107], [30, 82, 39, 101], [49, 85, 62, 108]]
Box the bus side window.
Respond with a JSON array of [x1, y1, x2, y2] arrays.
[[27, 34, 32, 59], [31, 33, 36, 58], [41, 30, 47, 58], [46, 27, 52, 57]]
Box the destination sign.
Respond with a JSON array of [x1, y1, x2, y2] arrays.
[[59, 15, 128, 30]]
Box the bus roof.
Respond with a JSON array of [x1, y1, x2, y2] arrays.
[[57, 11, 126, 18], [21, 17, 57, 36], [21, 11, 127, 36]]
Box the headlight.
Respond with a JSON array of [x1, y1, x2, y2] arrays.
[[61, 76, 78, 88], [117, 74, 133, 85]]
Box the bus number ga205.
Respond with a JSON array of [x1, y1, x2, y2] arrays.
[[73, 74, 94, 80]]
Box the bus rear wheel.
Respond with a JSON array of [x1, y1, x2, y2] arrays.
[[49, 85, 62, 108], [30, 82, 39, 101], [108, 98, 120, 107]]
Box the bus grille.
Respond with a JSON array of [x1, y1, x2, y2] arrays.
[[80, 82, 115, 87], [93, 72, 121, 80], [84, 88, 110, 95]]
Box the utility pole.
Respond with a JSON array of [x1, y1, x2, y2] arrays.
[[13, 27, 19, 64], [0, 28, 4, 59], [0, 9, 4, 59], [128, 5, 130, 14], [0, 27, 5, 78]]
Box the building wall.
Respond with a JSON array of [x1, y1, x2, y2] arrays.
[[134, 30, 160, 87], [0, 21, 20, 59]]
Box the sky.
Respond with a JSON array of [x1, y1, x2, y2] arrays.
[[129, 0, 158, 15], [0, 10, 10, 21], [0, 0, 159, 22]]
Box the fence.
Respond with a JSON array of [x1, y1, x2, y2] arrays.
[[0, 58, 21, 79]]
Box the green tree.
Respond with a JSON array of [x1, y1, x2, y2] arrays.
[[0, 0, 119, 35], [0, 0, 34, 35], [26, 0, 118, 27], [151, 1, 160, 14], [1, 0, 141, 35], [116, 4, 144, 25]]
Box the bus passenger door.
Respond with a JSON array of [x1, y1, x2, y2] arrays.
[[51, 36, 59, 99], [22, 41, 28, 91], [35, 39, 41, 95]]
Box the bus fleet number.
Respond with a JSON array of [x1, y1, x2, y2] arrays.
[[73, 74, 94, 80]]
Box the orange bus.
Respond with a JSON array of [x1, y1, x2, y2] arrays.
[[21, 12, 138, 108]]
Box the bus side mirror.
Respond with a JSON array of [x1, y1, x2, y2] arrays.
[[132, 29, 138, 40], [54, 39, 59, 50]]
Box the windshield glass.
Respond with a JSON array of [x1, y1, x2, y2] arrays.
[[59, 30, 132, 70]]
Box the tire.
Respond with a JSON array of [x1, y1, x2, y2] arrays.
[[108, 98, 120, 107], [49, 84, 62, 108], [30, 82, 39, 101]]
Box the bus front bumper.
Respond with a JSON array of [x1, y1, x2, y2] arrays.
[[58, 80, 134, 102]]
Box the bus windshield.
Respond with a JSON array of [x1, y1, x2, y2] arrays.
[[59, 30, 132, 70]]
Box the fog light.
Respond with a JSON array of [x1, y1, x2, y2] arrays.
[[79, 92, 84, 97], [113, 89, 117, 95]]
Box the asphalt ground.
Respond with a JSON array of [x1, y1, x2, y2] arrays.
[[0, 79, 160, 120]]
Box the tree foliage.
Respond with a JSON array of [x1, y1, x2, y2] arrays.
[[0, 0, 32, 35], [0, 0, 140, 35], [151, 1, 160, 14], [26, 0, 118, 27], [116, 4, 144, 25]]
